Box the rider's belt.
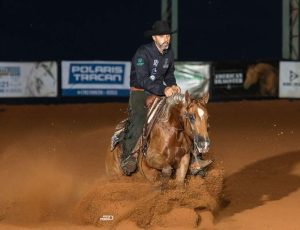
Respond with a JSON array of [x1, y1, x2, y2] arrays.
[[130, 87, 144, 91]]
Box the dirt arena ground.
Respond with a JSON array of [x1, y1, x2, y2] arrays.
[[0, 99, 300, 229]]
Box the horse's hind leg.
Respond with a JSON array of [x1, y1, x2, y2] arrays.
[[105, 146, 123, 178], [175, 153, 190, 186], [139, 157, 160, 182]]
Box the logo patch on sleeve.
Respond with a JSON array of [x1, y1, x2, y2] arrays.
[[136, 57, 145, 66]]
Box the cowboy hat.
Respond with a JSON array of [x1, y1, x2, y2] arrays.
[[144, 20, 176, 37]]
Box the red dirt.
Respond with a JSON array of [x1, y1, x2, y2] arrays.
[[0, 99, 300, 229]]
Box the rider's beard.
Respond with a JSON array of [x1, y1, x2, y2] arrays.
[[156, 41, 169, 52]]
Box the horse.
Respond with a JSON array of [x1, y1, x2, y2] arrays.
[[105, 91, 210, 185], [243, 63, 278, 96]]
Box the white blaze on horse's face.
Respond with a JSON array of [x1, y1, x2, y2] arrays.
[[197, 108, 205, 120], [191, 103, 210, 153]]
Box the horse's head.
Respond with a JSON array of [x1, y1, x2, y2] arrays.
[[183, 91, 210, 154]]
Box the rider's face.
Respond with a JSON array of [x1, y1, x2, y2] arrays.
[[152, 34, 171, 53]]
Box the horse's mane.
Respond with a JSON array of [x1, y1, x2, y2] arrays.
[[159, 93, 185, 122]]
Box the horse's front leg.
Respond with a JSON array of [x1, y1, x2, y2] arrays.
[[175, 153, 190, 186]]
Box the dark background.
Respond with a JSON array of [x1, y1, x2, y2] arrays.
[[0, 0, 282, 61]]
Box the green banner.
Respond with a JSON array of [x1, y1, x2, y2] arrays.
[[174, 62, 211, 98]]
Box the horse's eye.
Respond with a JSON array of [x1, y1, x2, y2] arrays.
[[188, 114, 195, 123]]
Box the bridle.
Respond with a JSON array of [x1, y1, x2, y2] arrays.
[[183, 102, 210, 154], [183, 102, 199, 137]]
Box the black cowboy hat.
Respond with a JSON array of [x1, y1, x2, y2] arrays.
[[144, 20, 176, 37]]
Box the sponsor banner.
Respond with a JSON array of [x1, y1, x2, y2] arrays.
[[62, 61, 131, 97], [279, 61, 300, 98], [214, 71, 243, 85], [211, 62, 279, 100], [211, 69, 245, 100], [174, 62, 210, 98], [0, 62, 57, 98]]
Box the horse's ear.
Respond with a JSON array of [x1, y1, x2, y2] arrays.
[[199, 92, 209, 105], [184, 90, 191, 104]]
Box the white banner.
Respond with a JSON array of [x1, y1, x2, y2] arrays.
[[0, 62, 57, 98], [61, 61, 131, 96], [174, 62, 210, 98], [279, 61, 300, 98]]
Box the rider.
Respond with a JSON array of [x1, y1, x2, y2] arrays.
[[120, 20, 210, 176]]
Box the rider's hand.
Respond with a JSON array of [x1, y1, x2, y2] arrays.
[[164, 86, 174, 97], [172, 85, 181, 93]]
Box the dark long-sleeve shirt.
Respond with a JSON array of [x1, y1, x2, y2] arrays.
[[129, 42, 177, 96]]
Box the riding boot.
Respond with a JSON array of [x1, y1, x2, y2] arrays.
[[120, 150, 138, 176], [120, 91, 147, 176], [118, 138, 136, 175], [189, 155, 212, 175]]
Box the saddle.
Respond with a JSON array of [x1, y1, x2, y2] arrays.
[[110, 96, 166, 153]]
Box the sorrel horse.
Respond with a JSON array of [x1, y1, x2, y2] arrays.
[[244, 63, 278, 96], [105, 91, 210, 185]]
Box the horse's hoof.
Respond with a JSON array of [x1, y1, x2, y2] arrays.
[[197, 169, 206, 177], [161, 165, 173, 178], [190, 159, 212, 175]]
